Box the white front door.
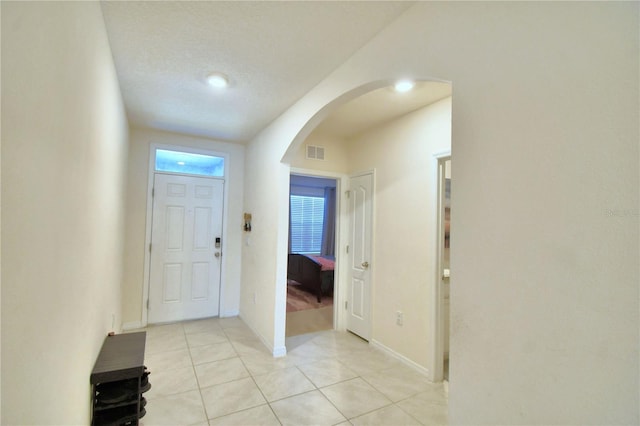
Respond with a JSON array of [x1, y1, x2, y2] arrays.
[[148, 173, 223, 323], [346, 172, 373, 340]]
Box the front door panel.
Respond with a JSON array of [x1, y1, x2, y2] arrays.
[[149, 173, 223, 323]]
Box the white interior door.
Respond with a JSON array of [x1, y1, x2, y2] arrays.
[[148, 173, 223, 323], [346, 172, 373, 340]]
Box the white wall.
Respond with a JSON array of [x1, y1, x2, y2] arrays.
[[242, 2, 639, 424], [347, 97, 451, 370], [1, 2, 129, 423], [123, 128, 245, 326]]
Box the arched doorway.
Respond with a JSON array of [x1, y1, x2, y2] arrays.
[[280, 79, 452, 382]]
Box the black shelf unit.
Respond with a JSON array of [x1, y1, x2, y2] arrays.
[[91, 332, 149, 426]]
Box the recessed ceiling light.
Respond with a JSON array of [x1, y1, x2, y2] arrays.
[[394, 80, 415, 93], [206, 72, 229, 88], [177, 161, 185, 166]]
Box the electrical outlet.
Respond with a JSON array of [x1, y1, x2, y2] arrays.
[[396, 311, 403, 326]]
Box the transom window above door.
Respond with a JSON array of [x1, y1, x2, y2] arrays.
[[154, 149, 225, 177]]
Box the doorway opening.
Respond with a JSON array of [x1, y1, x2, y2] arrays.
[[433, 154, 451, 382], [286, 173, 338, 337], [280, 79, 452, 370]]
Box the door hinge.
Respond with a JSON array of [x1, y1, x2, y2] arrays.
[[146, 299, 149, 310], [346, 245, 349, 254], [149, 243, 152, 253], [152, 188, 155, 198], [345, 301, 348, 310]]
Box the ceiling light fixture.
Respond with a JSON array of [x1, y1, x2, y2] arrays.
[[394, 80, 415, 93], [206, 72, 230, 89]]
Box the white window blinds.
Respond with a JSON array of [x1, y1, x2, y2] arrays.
[[290, 195, 325, 254]]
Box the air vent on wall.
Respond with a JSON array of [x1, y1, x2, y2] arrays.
[[306, 145, 325, 160]]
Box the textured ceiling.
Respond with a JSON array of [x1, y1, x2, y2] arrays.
[[100, 1, 415, 143]]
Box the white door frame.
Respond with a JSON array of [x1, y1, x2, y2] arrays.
[[430, 151, 451, 382], [141, 143, 230, 327], [288, 167, 348, 334]]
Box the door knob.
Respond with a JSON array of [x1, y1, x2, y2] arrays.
[[361, 261, 369, 268], [214, 252, 221, 258]]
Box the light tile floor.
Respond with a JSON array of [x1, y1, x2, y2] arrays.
[[135, 316, 447, 426]]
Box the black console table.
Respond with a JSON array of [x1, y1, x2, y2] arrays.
[[90, 332, 150, 426]]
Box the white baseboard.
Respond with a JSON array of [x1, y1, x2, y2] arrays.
[[239, 314, 287, 358], [370, 339, 430, 377], [272, 345, 287, 358], [220, 310, 239, 318], [121, 321, 143, 331]]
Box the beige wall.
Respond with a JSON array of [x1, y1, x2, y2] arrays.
[[1, 2, 129, 423], [242, 2, 639, 424], [347, 97, 451, 369], [290, 98, 452, 370], [241, 127, 290, 353], [123, 128, 245, 326], [290, 132, 349, 174], [3, 2, 634, 424]]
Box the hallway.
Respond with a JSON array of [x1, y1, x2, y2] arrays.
[[133, 317, 448, 425]]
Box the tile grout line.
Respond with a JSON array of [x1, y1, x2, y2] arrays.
[[185, 322, 217, 425], [312, 357, 425, 424], [295, 362, 374, 424], [232, 335, 283, 425]]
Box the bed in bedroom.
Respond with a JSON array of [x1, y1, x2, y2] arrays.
[[287, 253, 335, 303]]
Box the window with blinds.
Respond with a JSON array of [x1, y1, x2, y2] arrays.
[[290, 195, 325, 254]]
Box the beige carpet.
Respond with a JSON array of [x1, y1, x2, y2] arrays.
[[285, 306, 333, 337]]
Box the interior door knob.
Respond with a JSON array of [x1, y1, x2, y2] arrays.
[[214, 252, 221, 258], [361, 261, 369, 268]]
